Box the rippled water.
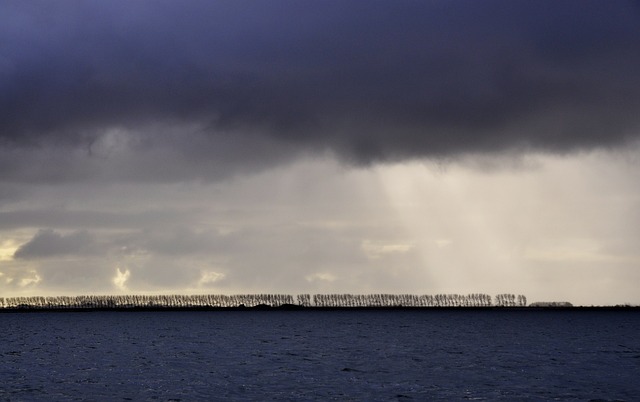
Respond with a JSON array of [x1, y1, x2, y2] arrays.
[[1, 310, 639, 401]]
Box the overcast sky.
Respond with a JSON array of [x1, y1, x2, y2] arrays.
[[2, 1, 640, 305]]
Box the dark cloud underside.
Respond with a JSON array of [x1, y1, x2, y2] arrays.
[[13, 228, 97, 259], [2, 1, 640, 174]]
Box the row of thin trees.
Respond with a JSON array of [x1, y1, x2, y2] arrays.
[[311, 293, 525, 307], [495, 293, 528, 307], [0, 294, 294, 309], [0, 293, 526, 309]]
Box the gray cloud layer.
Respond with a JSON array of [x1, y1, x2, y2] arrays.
[[13, 229, 97, 259], [2, 0, 640, 182]]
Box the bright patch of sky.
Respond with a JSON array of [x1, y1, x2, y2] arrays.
[[1, 149, 639, 305]]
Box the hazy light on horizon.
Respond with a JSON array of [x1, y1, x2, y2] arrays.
[[0, 150, 638, 306]]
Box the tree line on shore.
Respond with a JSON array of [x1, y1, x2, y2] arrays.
[[0, 293, 526, 309]]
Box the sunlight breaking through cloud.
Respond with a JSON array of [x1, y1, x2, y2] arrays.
[[19, 271, 41, 287], [305, 273, 337, 283], [1, 1, 640, 306], [0, 239, 18, 261], [198, 270, 225, 287], [113, 267, 131, 291]]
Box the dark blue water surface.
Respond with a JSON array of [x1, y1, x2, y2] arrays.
[[1, 310, 639, 401]]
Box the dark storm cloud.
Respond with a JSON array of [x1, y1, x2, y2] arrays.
[[13, 229, 98, 259], [2, 0, 640, 171]]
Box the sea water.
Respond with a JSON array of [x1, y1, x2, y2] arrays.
[[1, 310, 639, 401]]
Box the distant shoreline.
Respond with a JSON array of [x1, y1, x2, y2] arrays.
[[1, 305, 638, 313]]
